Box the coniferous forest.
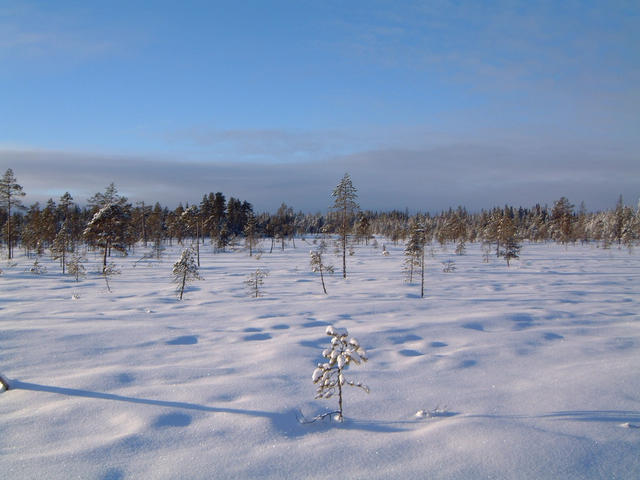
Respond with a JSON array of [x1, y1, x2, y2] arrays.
[[1, 168, 638, 266]]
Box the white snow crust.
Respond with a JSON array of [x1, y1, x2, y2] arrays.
[[1, 239, 639, 479]]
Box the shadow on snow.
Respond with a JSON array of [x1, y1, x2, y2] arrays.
[[8, 379, 408, 437]]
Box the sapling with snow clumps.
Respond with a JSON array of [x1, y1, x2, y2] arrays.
[[28, 257, 47, 274], [311, 326, 369, 422], [245, 268, 268, 298]]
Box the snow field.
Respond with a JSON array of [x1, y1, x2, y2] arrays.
[[1, 239, 639, 479]]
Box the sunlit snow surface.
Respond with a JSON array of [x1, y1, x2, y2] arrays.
[[1, 240, 639, 479]]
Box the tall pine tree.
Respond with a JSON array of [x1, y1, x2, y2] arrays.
[[331, 173, 359, 279], [0, 169, 26, 259]]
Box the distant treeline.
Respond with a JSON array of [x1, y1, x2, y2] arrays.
[[1, 168, 639, 262]]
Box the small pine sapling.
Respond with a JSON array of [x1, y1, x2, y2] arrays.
[[245, 268, 268, 298], [403, 222, 426, 292], [311, 326, 369, 422], [442, 259, 456, 273], [102, 262, 120, 293], [153, 240, 165, 259], [455, 240, 466, 255], [481, 241, 491, 263], [28, 258, 47, 274], [502, 238, 521, 267], [172, 247, 202, 300], [310, 250, 334, 294], [67, 253, 86, 282]]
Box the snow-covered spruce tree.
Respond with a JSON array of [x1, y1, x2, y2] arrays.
[[331, 173, 359, 279], [245, 268, 268, 298], [502, 238, 521, 267], [172, 247, 202, 300], [312, 326, 369, 422], [310, 250, 334, 294], [51, 220, 72, 274], [403, 221, 426, 295]]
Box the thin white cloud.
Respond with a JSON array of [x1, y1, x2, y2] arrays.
[[0, 2, 125, 62]]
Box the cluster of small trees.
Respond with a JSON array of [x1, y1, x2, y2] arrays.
[[2, 169, 639, 276], [371, 197, 640, 251]]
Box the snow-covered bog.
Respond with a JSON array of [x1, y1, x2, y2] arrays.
[[1, 239, 639, 479]]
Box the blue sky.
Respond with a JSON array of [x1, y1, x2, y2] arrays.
[[1, 1, 638, 212]]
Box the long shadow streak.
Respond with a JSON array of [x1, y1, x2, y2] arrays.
[[11, 380, 274, 418], [8, 380, 408, 434]]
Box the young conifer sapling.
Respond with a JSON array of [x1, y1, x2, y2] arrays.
[[172, 247, 202, 300], [310, 250, 333, 294], [311, 326, 369, 422], [245, 268, 268, 298]]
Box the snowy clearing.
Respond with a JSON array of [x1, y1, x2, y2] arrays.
[[1, 239, 639, 479]]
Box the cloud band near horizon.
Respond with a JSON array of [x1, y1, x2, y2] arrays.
[[2, 143, 637, 213]]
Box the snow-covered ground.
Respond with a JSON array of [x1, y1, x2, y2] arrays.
[[1, 239, 639, 479]]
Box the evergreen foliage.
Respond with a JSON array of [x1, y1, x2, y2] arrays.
[[312, 326, 369, 422], [310, 250, 334, 294], [331, 173, 359, 279], [83, 203, 132, 272], [67, 252, 86, 282], [0, 168, 26, 259], [245, 268, 268, 298], [172, 247, 202, 300], [404, 220, 427, 297]]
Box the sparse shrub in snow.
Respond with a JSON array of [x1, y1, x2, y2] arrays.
[[172, 247, 202, 300], [311, 326, 369, 422], [481, 241, 491, 263], [102, 262, 120, 293], [66, 253, 86, 282], [310, 250, 334, 294], [442, 259, 456, 273], [28, 258, 47, 274], [245, 268, 268, 298], [455, 240, 466, 255]]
